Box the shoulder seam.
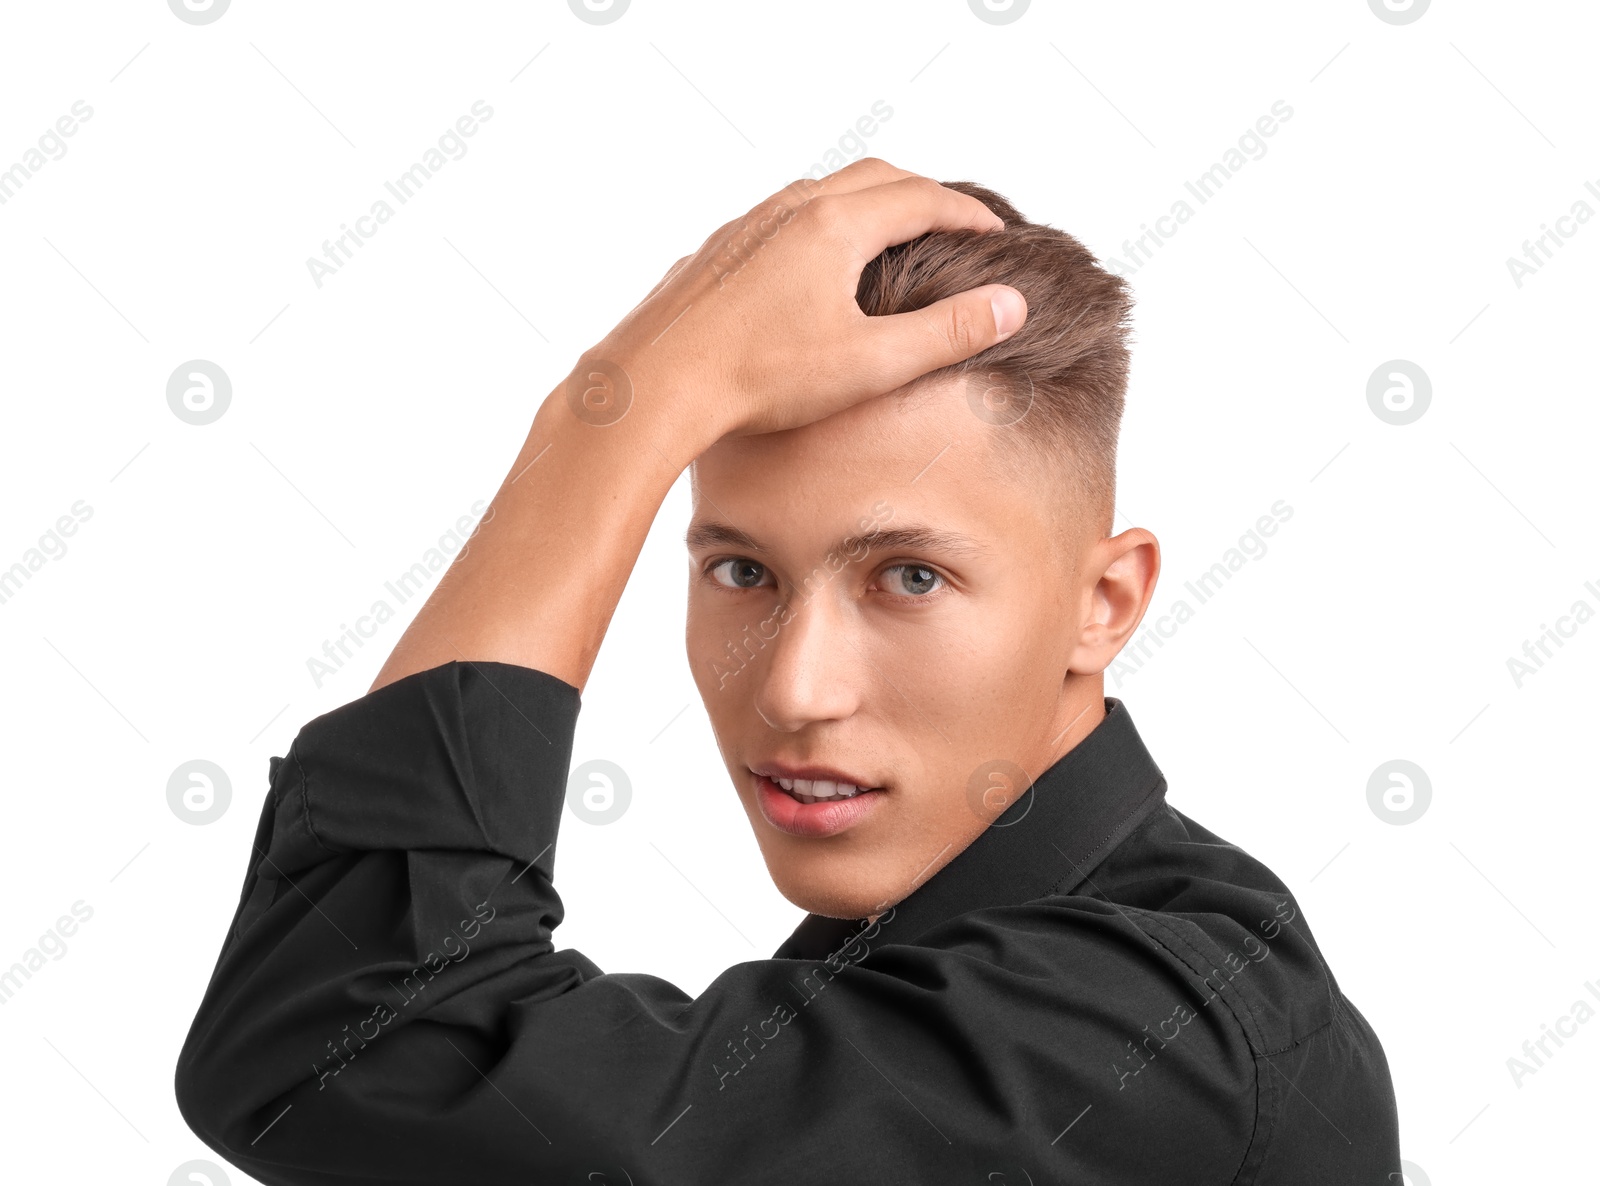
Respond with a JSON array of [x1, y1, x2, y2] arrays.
[[1258, 1011, 1339, 1059], [1132, 909, 1276, 1186], [291, 743, 334, 855]]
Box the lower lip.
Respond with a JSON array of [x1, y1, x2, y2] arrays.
[[753, 773, 886, 838]]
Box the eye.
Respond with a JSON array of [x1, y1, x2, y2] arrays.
[[706, 557, 773, 590], [882, 563, 945, 598]]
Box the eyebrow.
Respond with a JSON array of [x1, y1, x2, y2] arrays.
[[684, 520, 990, 561]]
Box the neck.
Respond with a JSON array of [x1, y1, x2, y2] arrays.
[[1042, 686, 1107, 775]]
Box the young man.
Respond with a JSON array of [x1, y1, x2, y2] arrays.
[[175, 159, 1401, 1182]]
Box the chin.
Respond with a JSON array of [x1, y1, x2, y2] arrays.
[[773, 872, 885, 921], [789, 895, 867, 920]]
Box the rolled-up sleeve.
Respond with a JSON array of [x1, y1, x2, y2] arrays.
[[173, 660, 1258, 1185]]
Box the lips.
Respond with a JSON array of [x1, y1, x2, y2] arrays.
[[751, 772, 886, 838], [749, 761, 884, 791]]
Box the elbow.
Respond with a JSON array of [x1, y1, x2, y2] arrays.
[[174, 1006, 326, 1179], [173, 1031, 259, 1164], [173, 1042, 227, 1151]]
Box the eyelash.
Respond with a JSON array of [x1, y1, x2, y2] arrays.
[[700, 557, 948, 603]]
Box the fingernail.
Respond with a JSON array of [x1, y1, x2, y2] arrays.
[[990, 288, 1025, 339]]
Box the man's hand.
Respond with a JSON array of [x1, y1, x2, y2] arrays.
[[589, 156, 1028, 439], [370, 159, 1026, 694]]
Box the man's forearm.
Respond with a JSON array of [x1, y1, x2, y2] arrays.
[[370, 353, 717, 695]]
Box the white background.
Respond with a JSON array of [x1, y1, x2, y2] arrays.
[[0, 1, 1594, 1182]]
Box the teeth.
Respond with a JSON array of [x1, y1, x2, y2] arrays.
[[772, 775, 873, 805]]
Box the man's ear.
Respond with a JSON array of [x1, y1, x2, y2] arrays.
[[1067, 527, 1160, 676]]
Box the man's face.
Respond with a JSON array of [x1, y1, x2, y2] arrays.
[[685, 376, 1107, 920]]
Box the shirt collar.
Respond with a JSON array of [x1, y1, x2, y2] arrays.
[[771, 696, 1167, 961]]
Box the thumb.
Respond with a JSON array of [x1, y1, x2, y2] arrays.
[[863, 283, 1028, 392]]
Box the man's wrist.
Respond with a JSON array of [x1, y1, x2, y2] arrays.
[[562, 338, 735, 467]]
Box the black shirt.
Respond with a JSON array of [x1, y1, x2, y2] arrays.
[[174, 660, 1401, 1184]]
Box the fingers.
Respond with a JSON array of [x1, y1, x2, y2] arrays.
[[702, 161, 925, 292], [761, 157, 919, 214], [857, 283, 1028, 393], [799, 156, 915, 198], [809, 174, 1005, 267]]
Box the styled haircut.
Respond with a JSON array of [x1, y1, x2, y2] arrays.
[[855, 181, 1133, 536]]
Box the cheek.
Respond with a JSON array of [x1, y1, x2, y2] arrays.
[[870, 614, 1058, 806], [685, 597, 768, 758], [870, 612, 1024, 718], [684, 601, 711, 675], [684, 594, 734, 688]]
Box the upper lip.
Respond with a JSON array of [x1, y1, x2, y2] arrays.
[[749, 760, 885, 790]]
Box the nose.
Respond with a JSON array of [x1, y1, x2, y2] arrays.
[[751, 593, 863, 732]]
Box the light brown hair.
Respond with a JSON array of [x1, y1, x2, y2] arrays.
[[855, 180, 1133, 535]]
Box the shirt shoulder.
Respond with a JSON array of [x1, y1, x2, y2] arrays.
[[1070, 800, 1401, 1182], [1092, 803, 1335, 1045]]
